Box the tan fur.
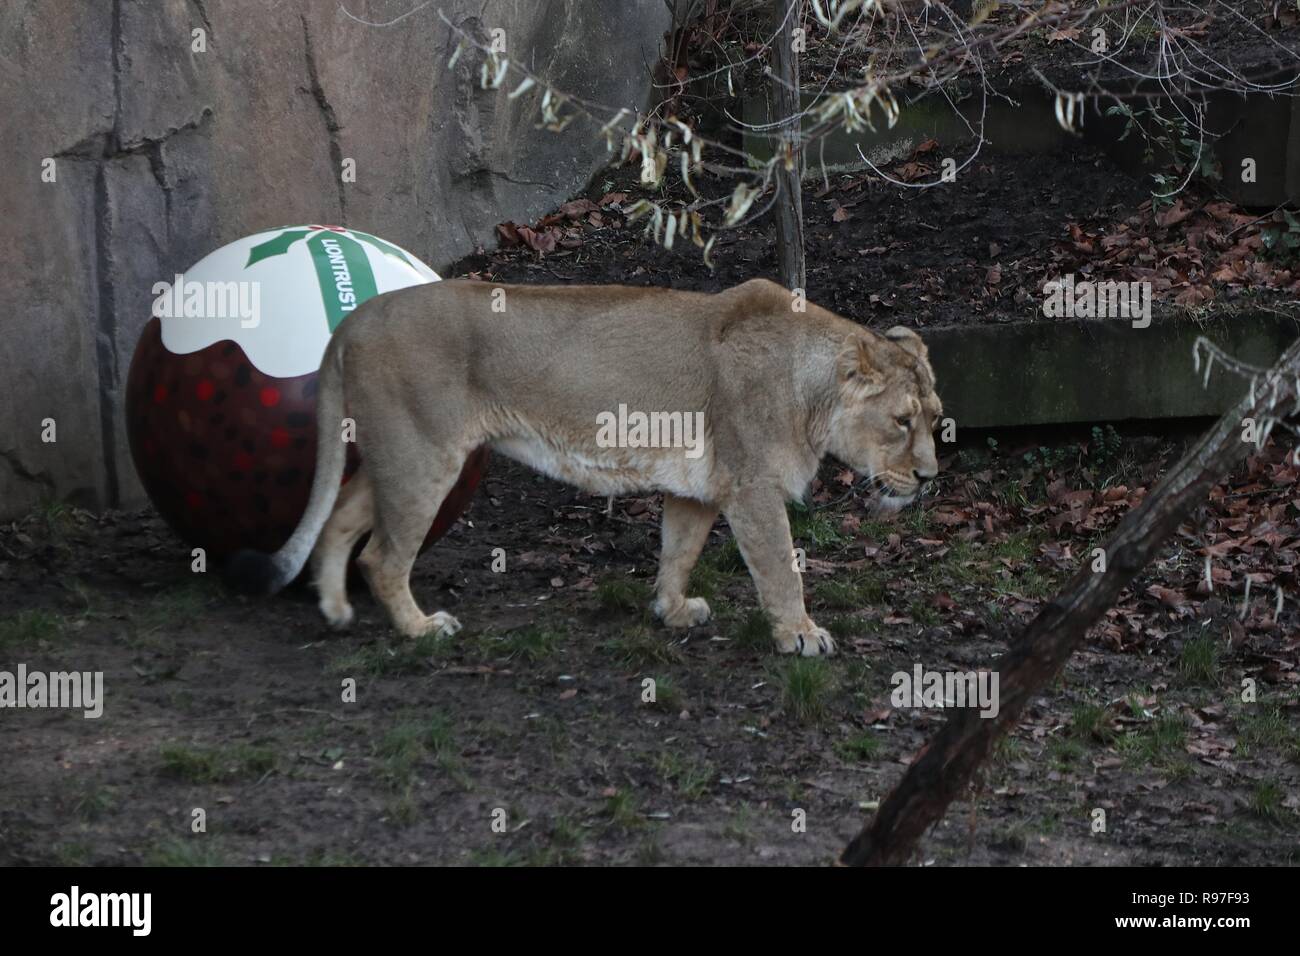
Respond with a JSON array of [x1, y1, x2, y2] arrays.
[[296, 278, 942, 656]]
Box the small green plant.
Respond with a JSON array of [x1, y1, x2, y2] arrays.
[[1236, 703, 1298, 759], [72, 784, 117, 822], [0, 609, 63, 647], [646, 674, 682, 711], [834, 731, 880, 762], [1022, 445, 1073, 472], [1249, 781, 1286, 823], [656, 752, 714, 799], [145, 839, 227, 867], [702, 538, 746, 574], [1047, 734, 1088, 768], [604, 626, 682, 667], [1069, 703, 1116, 743], [604, 790, 643, 830], [159, 744, 275, 783], [729, 608, 773, 650], [1117, 711, 1189, 774], [814, 572, 886, 609], [1177, 633, 1221, 686], [823, 613, 870, 640], [1261, 209, 1300, 264], [774, 657, 838, 722], [1089, 425, 1123, 467], [787, 501, 849, 550], [1107, 103, 1221, 208], [499, 624, 564, 663], [594, 576, 652, 615], [328, 630, 447, 676]]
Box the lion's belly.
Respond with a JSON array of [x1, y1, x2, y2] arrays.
[[490, 434, 715, 501]]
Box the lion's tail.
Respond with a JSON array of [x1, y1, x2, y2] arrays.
[[223, 339, 348, 597]]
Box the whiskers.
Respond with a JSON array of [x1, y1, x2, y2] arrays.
[[854, 470, 919, 516]]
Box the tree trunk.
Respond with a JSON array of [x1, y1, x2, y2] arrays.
[[771, 0, 805, 292], [841, 334, 1300, 866]]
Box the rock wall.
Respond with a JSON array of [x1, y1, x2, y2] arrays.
[[0, 0, 668, 518]]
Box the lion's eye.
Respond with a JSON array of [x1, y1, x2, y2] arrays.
[[895, 416, 911, 430]]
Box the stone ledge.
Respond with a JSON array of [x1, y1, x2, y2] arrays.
[[925, 311, 1300, 429]]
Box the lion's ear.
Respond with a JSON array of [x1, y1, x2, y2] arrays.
[[837, 337, 887, 394], [883, 325, 928, 361]]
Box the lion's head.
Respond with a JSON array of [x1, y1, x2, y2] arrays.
[[827, 326, 942, 511]]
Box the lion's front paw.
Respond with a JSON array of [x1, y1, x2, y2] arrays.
[[319, 596, 355, 630], [429, 611, 462, 638], [775, 621, 835, 657], [400, 611, 462, 640], [653, 595, 713, 628]]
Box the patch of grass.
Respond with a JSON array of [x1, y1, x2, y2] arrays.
[[633, 832, 666, 865], [499, 624, 564, 663], [788, 501, 850, 550], [991, 735, 1026, 766], [328, 631, 447, 676], [687, 561, 726, 603], [925, 539, 986, 587], [729, 608, 773, 651], [536, 815, 587, 866], [604, 790, 643, 830], [1236, 703, 1295, 759], [907, 599, 939, 627], [1177, 633, 1221, 686], [834, 731, 880, 762], [145, 838, 227, 866], [646, 674, 682, 711], [1069, 703, 1116, 744], [604, 625, 681, 668], [723, 804, 755, 845], [35, 497, 77, 538], [466, 846, 524, 867], [378, 723, 426, 785], [71, 784, 116, 823], [1117, 711, 1190, 776], [814, 572, 886, 610], [0, 609, 63, 647], [426, 712, 458, 766], [655, 752, 714, 799], [823, 613, 871, 640], [159, 743, 276, 784], [1249, 781, 1288, 823], [131, 580, 220, 637], [774, 657, 838, 723], [700, 537, 746, 575], [385, 786, 419, 826], [377, 713, 462, 788], [594, 576, 652, 616], [1046, 734, 1088, 769], [53, 841, 94, 866]]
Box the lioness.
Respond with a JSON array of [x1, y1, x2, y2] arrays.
[[226, 278, 941, 656]]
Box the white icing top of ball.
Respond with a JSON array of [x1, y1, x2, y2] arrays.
[[154, 225, 440, 377]]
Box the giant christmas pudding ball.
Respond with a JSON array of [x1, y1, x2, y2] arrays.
[[125, 225, 488, 559]]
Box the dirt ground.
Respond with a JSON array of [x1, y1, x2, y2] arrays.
[[2, 423, 1297, 866]]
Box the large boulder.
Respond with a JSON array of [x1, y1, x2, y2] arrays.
[[0, 0, 669, 518]]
